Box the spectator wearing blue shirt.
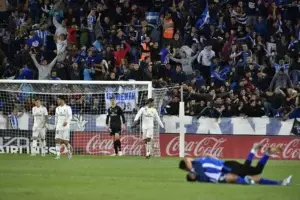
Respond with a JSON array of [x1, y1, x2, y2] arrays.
[[83, 64, 95, 80], [50, 71, 61, 80], [254, 16, 267, 36], [171, 64, 186, 84]]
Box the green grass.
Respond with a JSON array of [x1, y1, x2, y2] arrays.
[[0, 155, 299, 200]]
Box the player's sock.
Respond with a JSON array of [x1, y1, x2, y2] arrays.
[[258, 153, 269, 166], [56, 144, 61, 157], [245, 151, 255, 166], [41, 140, 46, 155], [116, 139, 121, 151], [40, 140, 44, 154], [114, 140, 118, 154], [259, 178, 280, 185], [236, 176, 248, 185], [67, 143, 72, 152], [147, 142, 152, 156], [145, 143, 149, 156], [32, 140, 37, 154]]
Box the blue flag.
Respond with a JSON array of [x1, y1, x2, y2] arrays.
[[195, 0, 210, 29], [146, 12, 160, 25]]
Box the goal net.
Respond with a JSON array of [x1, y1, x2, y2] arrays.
[[0, 80, 167, 157]]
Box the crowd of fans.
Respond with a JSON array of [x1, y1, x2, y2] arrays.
[[0, 0, 300, 119]]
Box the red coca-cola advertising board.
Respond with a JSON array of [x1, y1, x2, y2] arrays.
[[161, 134, 300, 160], [73, 132, 144, 155], [72, 132, 300, 160]]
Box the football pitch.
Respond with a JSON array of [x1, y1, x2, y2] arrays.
[[0, 155, 299, 200]]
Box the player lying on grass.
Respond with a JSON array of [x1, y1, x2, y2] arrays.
[[133, 98, 164, 159], [179, 143, 292, 186]]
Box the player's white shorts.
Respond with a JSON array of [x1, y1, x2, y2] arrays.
[[55, 130, 70, 141], [142, 128, 153, 140], [32, 128, 46, 139]]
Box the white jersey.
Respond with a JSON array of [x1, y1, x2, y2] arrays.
[[32, 106, 48, 128], [0, 114, 7, 129], [134, 106, 164, 129], [55, 104, 72, 131]]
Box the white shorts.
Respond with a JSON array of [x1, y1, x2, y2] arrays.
[[55, 130, 70, 141], [32, 128, 46, 139], [142, 128, 153, 140]]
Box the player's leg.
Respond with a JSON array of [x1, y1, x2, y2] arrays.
[[115, 132, 122, 156], [145, 128, 153, 159], [55, 130, 62, 159], [145, 138, 152, 158], [223, 173, 254, 185], [246, 147, 282, 175], [62, 130, 72, 159], [246, 175, 292, 186], [31, 129, 39, 156], [110, 130, 117, 156], [223, 160, 247, 177], [39, 128, 46, 157], [142, 129, 147, 157], [243, 142, 263, 167], [187, 172, 253, 185]]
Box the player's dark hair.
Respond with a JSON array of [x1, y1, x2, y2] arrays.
[[186, 173, 196, 182], [58, 95, 66, 101], [179, 160, 187, 170], [147, 98, 154, 104]]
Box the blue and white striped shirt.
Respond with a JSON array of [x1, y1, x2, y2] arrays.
[[35, 30, 50, 46], [192, 157, 225, 183], [8, 114, 19, 129], [87, 15, 96, 32], [274, 63, 290, 74]]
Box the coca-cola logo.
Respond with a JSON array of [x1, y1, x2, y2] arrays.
[[85, 135, 143, 155], [165, 137, 226, 157], [256, 138, 300, 159]]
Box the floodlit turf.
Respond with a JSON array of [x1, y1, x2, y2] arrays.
[[0, 155, 299, 200]]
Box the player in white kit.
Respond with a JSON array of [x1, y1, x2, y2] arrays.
[[55, 96, 73, 159], [31, 98, 48, 156], [134, 98, 164, 159]]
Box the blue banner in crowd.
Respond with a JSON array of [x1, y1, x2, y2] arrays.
[[195, 0, 210, 29]]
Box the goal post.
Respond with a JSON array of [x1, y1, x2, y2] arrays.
[[0, 80, 167, 157]]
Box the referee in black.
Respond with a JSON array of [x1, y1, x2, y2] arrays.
[[106, 96, 126, 156]]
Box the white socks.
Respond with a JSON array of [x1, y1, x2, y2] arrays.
[[56, 144, 61, 157], [66, 143, 71, 152], [40, 140, 46, 154], [31, 140, 37, 154], [145, 142, 152, 156]]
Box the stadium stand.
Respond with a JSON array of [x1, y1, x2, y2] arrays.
[[0, 0, 299, 118]]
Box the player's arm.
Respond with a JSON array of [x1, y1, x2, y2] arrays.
[[106, 108, 110, 130], [64, 106, 72, 126], [133, 107, 144, 127], [32, 107, 35, 116], [184, 157, 194, 172], [43, 107, 49, 128], [119, 106, 126, 130], [154, 109, 164, 128], [54, 107, 58, 128], [133, 107, 144, 122]]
